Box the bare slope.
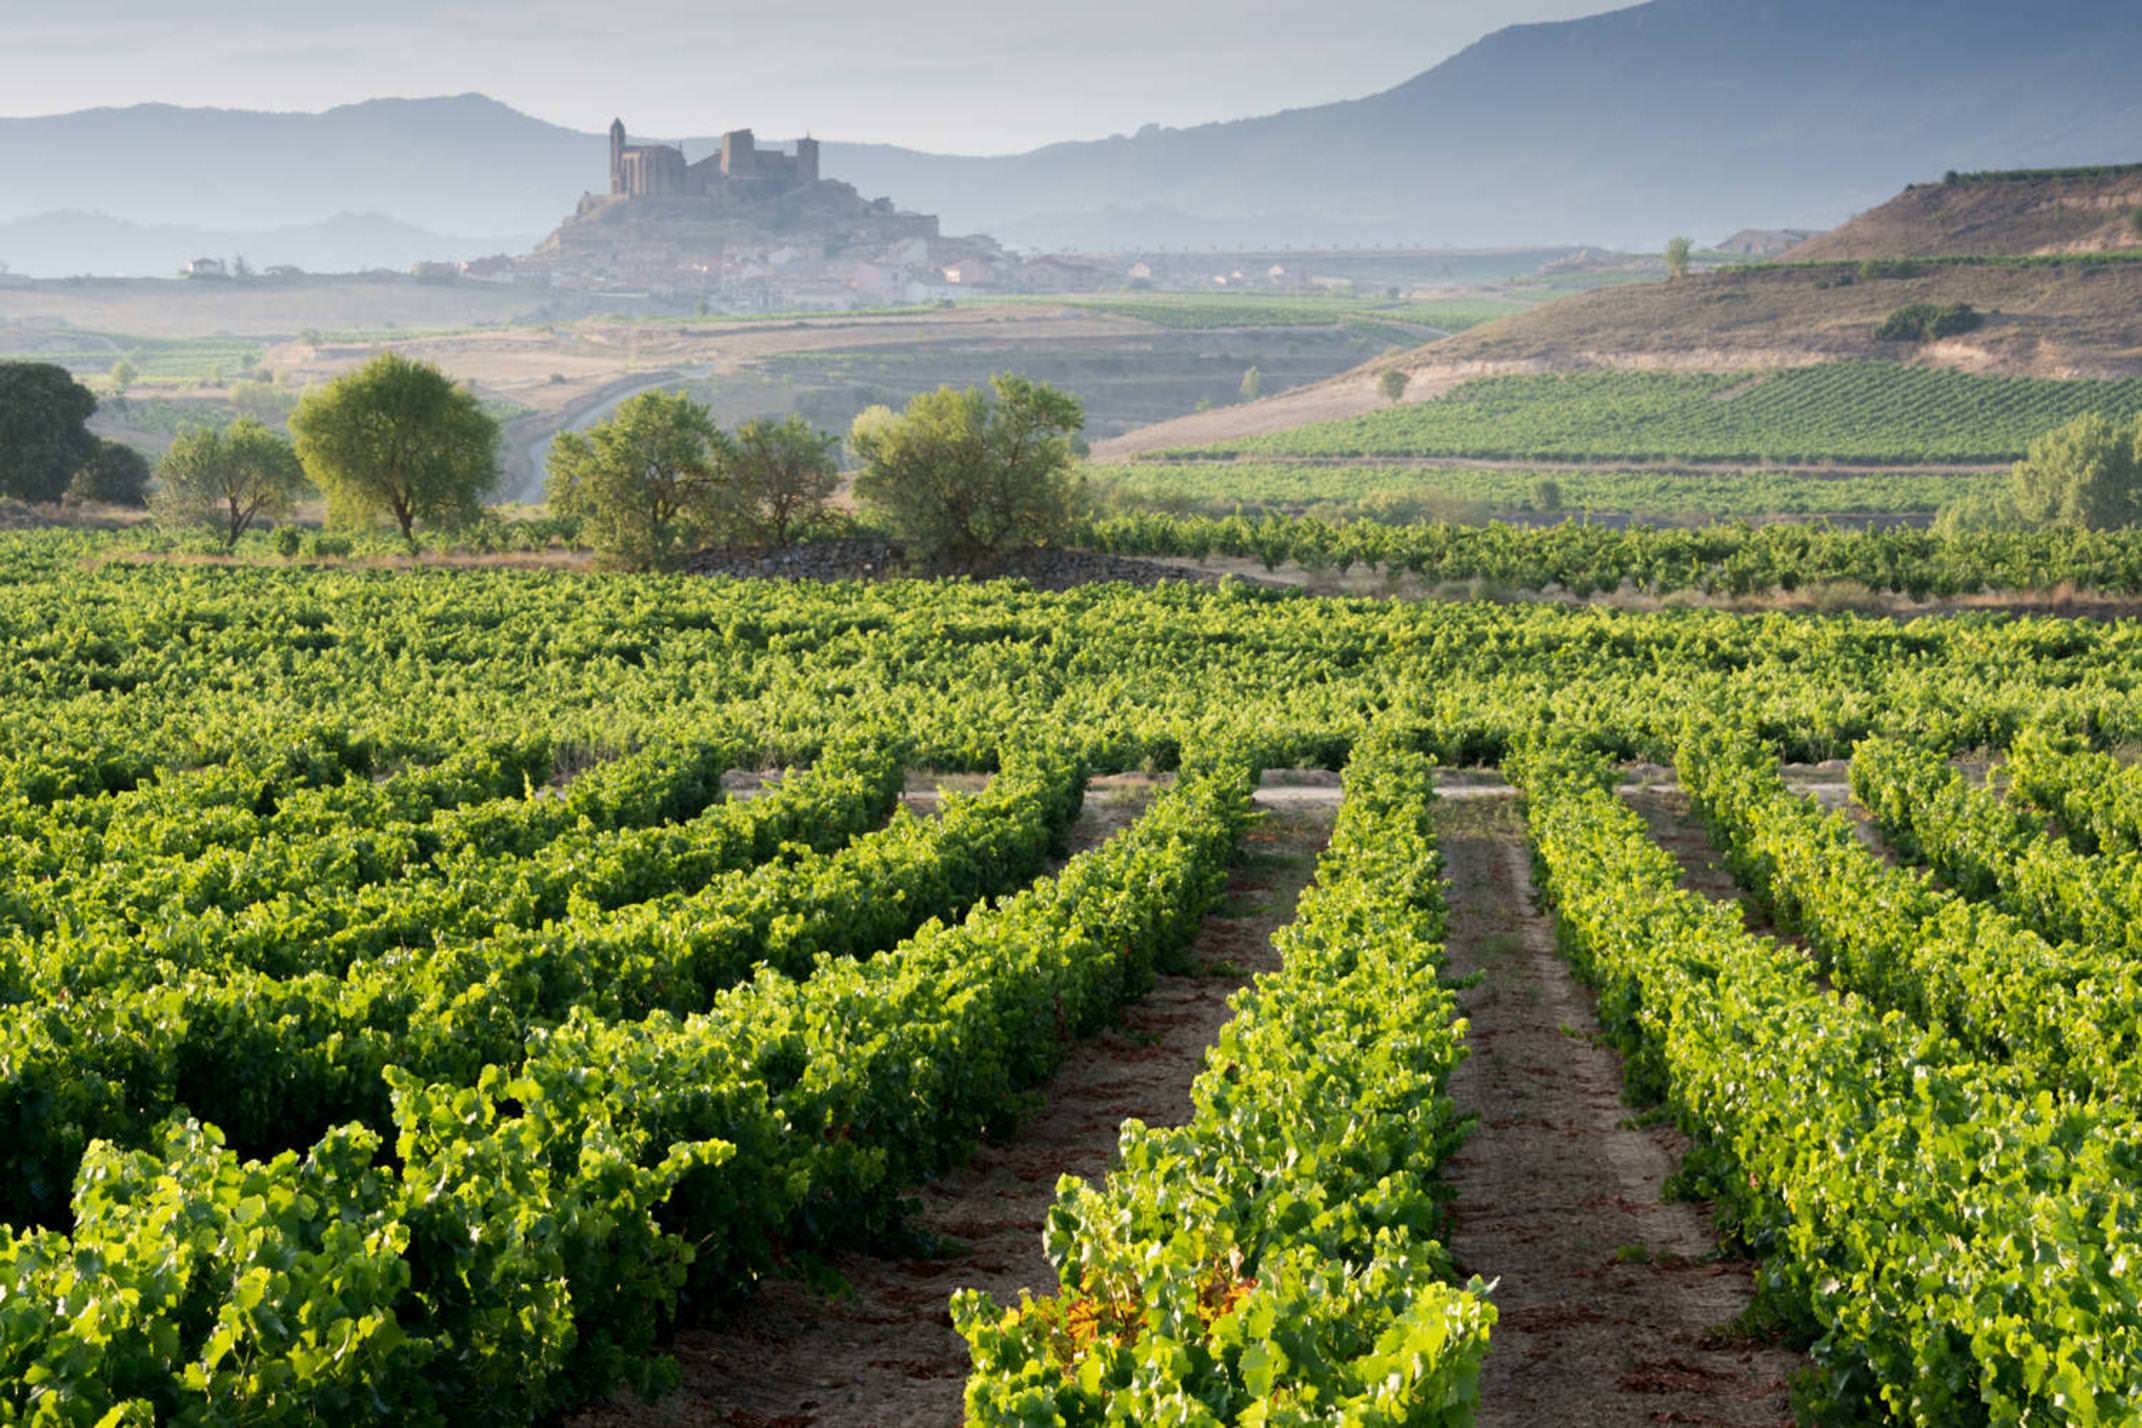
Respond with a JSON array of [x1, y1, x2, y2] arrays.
[[1786, 168, 2142, 261]]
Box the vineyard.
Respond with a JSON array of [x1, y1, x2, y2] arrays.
[[1089, 460, 2003, 519], [1173, 361, 2142, 465], [12, 537, 2142, 1423]]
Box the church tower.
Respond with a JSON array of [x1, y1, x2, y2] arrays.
[[609, 118, 627, 196]]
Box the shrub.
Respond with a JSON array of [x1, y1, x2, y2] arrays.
[[1859, 258, 1923, 280], [546, 390, 727, 571], [291, 353, 499, 541], [70, 440, 152, 507], [153, 420, 309, 548], [1379, 369, 1411, 405], [1875, 303, 1984, 344], [851, 375, 1084, 572]]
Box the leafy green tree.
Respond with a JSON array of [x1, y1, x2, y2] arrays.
[[1379, 369, 1410, 405], [0, 362, 100, 503], [546, 390, 727, 570], [108, 358, 139, 394], [154, 419, 308, 546], [851, 374, 1084, 571], [1239, 366, 1263, 403], [71, 440, 151, 507], [1533, 476, 1564, 513], [290, 353, 498, 541], [2006, 412, 2142, 530], [727, 415, 840, 548], [1665, 236, 1694, 280]]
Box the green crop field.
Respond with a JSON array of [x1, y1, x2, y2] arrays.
[[0, 333, 265, 384], [4, 531, 2142, 1426], [1178, 361, 2142, 465], [1091, 460, 2003, 519]]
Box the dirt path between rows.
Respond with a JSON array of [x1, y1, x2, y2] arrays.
[[574, 779, 1339, 1428], [1437, 788, 1799, 1428]]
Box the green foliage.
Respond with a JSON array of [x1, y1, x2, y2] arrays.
[[547, 390, 728, 571], [290, 353, 499, 541], [1176, 363, 2142, 466], [851, 374, 1085, 570], [1664, 236, 1694, 281], [0, 362, 99, 503], [1873, 302, 1983, 343], [70, 440, 151, 508], [2006, 411, 2142, 530], [1379, 368, 1411, 405], [1856, 258, 1923, 280], [958, 738, 1492, 1421], [1088, 460, 2003, 520], [153, 419, 308, 547], [725, 415, 840, 548], [1238, 365, 1263, 403]]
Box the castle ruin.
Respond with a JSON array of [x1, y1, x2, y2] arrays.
[[609, 120, 822, 201]]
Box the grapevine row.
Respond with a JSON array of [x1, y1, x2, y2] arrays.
[[0, 751, 1245, 1425], [0, 743, 1065, 1227], [1516, 741, 2142, 1424], [956, 736, 1493, 1422]]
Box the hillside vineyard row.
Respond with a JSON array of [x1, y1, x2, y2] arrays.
[[1176, 363, 2142, 465], [14, 542, 2142, 1422]]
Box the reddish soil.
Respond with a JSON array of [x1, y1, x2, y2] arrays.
[[1437, 789, 1800, 1428], [571, 779, 1338, 1428]]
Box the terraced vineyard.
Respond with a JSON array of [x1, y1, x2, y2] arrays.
[[12, 532, 2142, 1423], [1176, 362, 2142, 465]]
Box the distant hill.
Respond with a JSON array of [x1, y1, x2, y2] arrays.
[[0, 209, 526, 281], [1100, 258, 2142, 457], [3, 0, 2141, 264], [1783, 167, 2142, 261]]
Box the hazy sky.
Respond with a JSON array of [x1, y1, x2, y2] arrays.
[[3, 1, 1628, 152]]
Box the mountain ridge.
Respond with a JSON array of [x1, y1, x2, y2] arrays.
[[2, 0, 2139, 265]]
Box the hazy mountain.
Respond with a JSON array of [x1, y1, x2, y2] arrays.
[[0, 210, 528, 281], [2, 0, 2139, 267]]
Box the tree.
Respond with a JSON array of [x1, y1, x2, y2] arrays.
[[2007, 412, 2142, 531], [290, 353, 498, 541], [0, 362, 99, 503], [71, 440, 151, 507], [851, 374, 1084, 571], [727, 415, 840, 548], [546, 390, 727, 570], [1239, 367, 1263, 403], [1665, 236, 1694, 281], [108, 358, 139, 394], [154, 419, 308, 546], [1379, 369, 1411, 405]]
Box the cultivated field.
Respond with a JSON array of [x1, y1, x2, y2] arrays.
[[6, 540, 2142, 1425]]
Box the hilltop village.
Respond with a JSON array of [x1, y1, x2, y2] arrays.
[[518, 120, 1023, 306]]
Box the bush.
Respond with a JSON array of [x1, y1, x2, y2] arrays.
[[1858, 258, 1923, 280], [2005, 411, 2142, 530], [70, 440, 152, 507], [546, 390, 726, 571], [851, 375, 1084, 572], [0, 362, 99, 503], [153, 420, 309, 548], [1875, 303, 1984, 344], [291, 353, 499, 542]]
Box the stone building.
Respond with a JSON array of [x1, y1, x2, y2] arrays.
[[608, 120, 822, 201]]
